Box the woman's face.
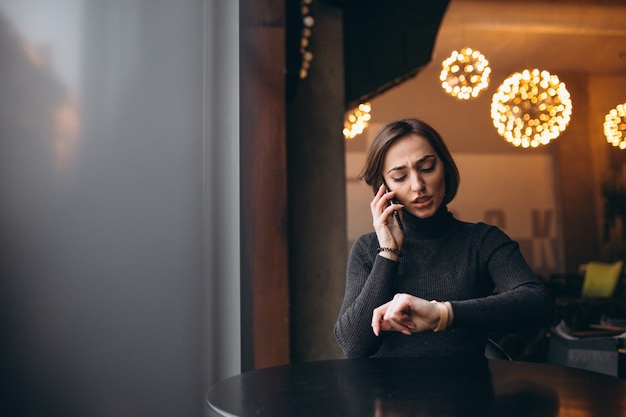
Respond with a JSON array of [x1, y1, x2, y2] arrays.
[[382, 133, 446, 219]]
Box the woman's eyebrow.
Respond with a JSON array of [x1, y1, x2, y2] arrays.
[[386, 155, 435, 174], [417, 154, 436, 164], [387, 166, 405, 174]]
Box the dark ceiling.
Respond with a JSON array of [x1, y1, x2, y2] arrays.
[[318, 0, 626, 107]]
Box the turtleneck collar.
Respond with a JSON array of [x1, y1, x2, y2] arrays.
[[402, 204, 456, 240]]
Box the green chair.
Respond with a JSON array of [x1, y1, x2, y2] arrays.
[[581, 260, 624, 298]]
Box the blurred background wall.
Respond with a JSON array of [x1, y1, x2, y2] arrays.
[[0, 1, 240, 416]]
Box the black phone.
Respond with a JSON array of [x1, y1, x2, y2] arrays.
[[383, 181, 404, 231]]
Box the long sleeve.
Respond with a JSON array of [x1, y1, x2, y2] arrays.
[[333, 209, 553, 359], [334, 234, 399, 358], [450, 226, 553, 331]]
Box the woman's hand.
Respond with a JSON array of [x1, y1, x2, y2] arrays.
[[371, 293, 441, 336], [371, 184, 404, 259]]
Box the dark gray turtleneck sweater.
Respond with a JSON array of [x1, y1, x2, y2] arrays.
[[334, 205, 553, 359]]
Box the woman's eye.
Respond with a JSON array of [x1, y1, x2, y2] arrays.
[[391, 176, 406, 182], [421, 165, 435, 173]]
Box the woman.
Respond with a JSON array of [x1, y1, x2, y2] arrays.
[[334, 118, 552, 359]]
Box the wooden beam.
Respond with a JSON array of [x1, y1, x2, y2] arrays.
[[239, 0, 291, 370]]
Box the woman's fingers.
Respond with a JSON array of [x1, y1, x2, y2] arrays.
[[372, 295, 417, 336], [371, 185, 404, 244], [371, 185, 388, 225], [371, 301, 390, 336], [384, 297, 416, 335], [373, 295, 438, 336]]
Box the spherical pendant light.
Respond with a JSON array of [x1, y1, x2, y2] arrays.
[[604, 103, 626, 150], [440, 47, 491, 100], [343, 102, 371, 139], [491, 69, 572, 148]]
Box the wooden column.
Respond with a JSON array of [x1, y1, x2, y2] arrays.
[[554, 73, 599, 273], [240, 0, 290, 370]]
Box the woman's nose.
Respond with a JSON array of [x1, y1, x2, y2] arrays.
[[410, 173, 424, 192]]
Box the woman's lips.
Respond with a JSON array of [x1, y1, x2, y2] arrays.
[[412, 196, 433, 209]]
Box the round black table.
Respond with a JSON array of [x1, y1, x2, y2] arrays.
[[207, 358, 626, 417]]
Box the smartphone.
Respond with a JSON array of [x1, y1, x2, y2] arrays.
[[383, 181, 404, 231]]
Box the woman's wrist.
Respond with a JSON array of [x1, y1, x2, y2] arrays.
[[430, 300, 453, 332], [376, 247, 402, 261], [444, 301, 454, 327]]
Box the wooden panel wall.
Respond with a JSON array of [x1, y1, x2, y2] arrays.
[[239, 0, 290, 370]]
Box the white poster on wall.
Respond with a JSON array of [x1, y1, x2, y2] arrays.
[[451, 154, 562, 275]]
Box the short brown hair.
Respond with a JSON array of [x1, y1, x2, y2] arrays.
[[358, 118, 460, 204]]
